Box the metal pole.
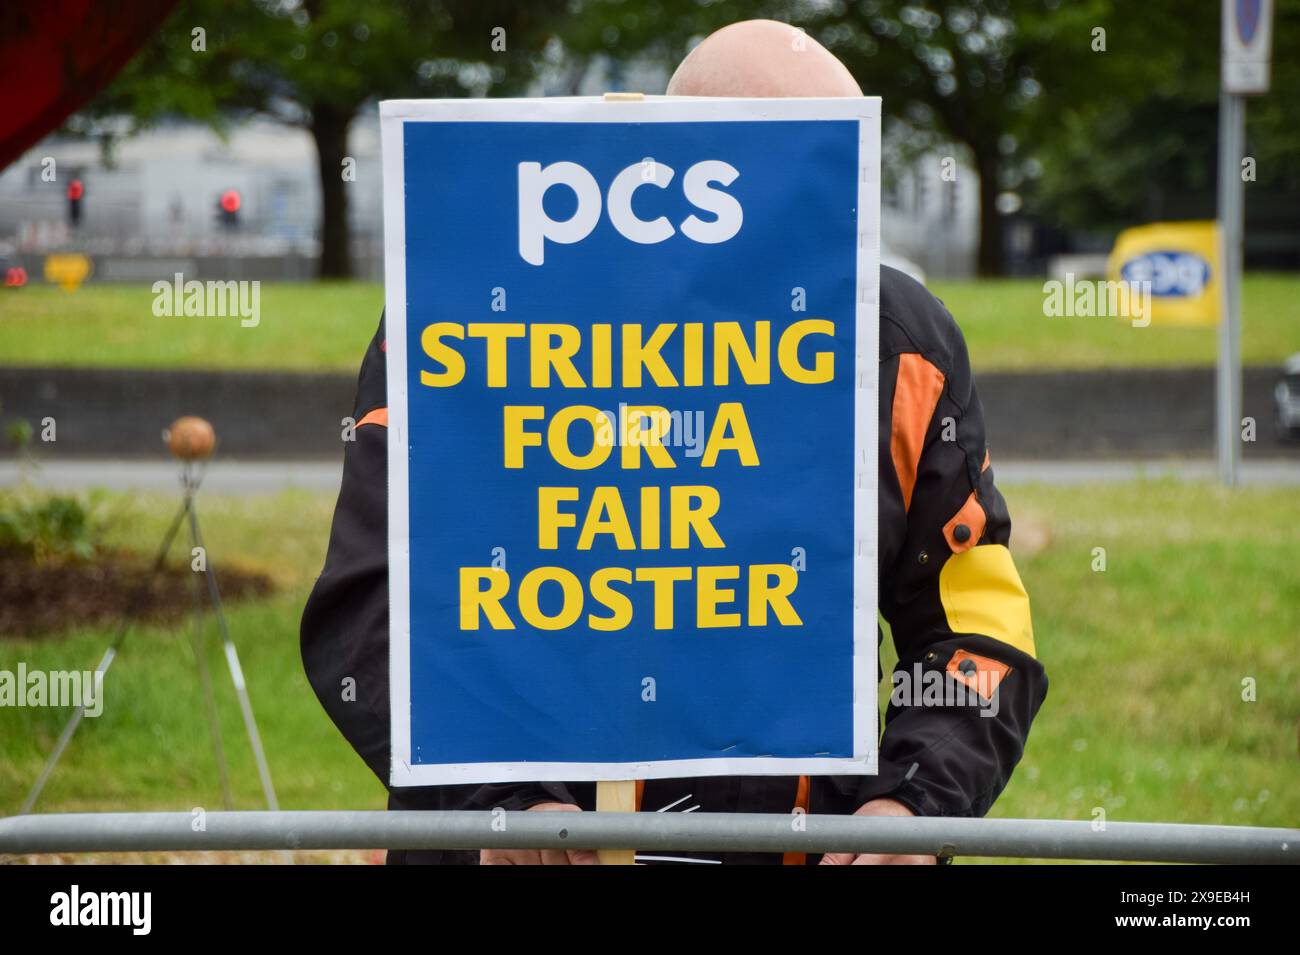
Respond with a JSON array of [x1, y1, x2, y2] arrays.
[[0, 811, 1294, 864], [19, 501, 190, 815], [185, 498, 280, 812], [184, 493, 235, 812], [1216, 89, 1245, 486]]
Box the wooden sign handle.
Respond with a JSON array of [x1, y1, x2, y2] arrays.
[[596, 780, 637, 865]]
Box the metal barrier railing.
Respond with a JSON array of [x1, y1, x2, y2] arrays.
[[1, 811, 1295, 863]]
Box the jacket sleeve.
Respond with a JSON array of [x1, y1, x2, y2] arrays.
[[837, 273, 1048, 818], [299, 315, 579, 813]]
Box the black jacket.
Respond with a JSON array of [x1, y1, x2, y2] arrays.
[[300, 265, 1048, 864]]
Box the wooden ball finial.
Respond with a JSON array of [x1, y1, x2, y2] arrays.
[[166, 416, 216, 460]]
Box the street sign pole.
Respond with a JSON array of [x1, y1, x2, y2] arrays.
[[1215, 89, 1244, 487], [1217, 0, 1273, 486]]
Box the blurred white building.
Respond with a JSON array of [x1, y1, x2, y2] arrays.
[[0, 94, 977, 281], [0, 116, 384, 280]]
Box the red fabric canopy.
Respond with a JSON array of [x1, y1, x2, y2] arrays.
[[0, 0, 178, 170]]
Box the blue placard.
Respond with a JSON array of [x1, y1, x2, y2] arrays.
[[381, 98, 880, 785]]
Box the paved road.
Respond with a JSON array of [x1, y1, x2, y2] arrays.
[[992, 458, 1300, 485], [0, 459, 345, 493], [4, 457, 1298, 493]]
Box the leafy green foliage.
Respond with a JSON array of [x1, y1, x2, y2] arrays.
[[75, 1, 1300, 273], [1024, 0, 1300, 232], [84, 0, 569, 130], [566, 1, 1300, 264], [0, 494, 103, 562], [79, 0, 570, 276], [5, 418, 33, 452]]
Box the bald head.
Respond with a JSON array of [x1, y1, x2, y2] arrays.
[[667, 19, 862, 98]]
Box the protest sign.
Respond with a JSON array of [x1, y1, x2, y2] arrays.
[[381, 96, 880, 786]]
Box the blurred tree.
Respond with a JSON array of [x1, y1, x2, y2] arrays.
[[564, 0, 1299, 272], [1023, 0, 1300, 244], [562, 0, 1109, 274], [85, 0, 566, 277], [558, 0, 1107, 273], [807, 0, 1300, 263], [804, 1, 1119, 275], [83, 0, 1300, 277]]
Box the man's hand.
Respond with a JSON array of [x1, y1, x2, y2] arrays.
[[818, 798, 937, 865], [480, 802, 600, 865]]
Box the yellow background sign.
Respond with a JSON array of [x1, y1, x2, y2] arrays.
[[1107, 221, 1221, 326], [43, 253, 94, 291]]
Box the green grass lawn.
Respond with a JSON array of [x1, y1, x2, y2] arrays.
[[1, 480, 1297, 862], [947, 480, 1299, 841], [0, 489, 378, 818], [0, 282, 383, 373], [931, 273, 1300, 371], [1, 274, 1296, 372]]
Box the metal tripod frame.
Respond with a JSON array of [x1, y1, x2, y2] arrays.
[[21, 460, 279, 817]]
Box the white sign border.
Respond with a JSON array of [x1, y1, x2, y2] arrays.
[[382, 95, 881, 787]]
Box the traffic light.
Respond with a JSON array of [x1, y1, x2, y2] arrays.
[[66, 178, 84, 227], [218, 189, 241, 229]]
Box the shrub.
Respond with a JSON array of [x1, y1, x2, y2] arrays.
[[0, 494, 102, 562]]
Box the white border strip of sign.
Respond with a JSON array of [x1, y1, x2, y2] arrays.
[[381, 96, 881, 786]]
